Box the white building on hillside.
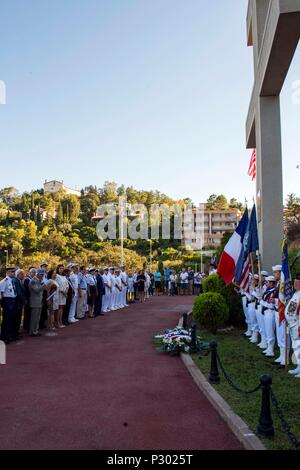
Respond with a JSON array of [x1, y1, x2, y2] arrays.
[[43, 180, 81, 197]]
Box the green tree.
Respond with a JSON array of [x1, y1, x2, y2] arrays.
[[100, 181, 118, 204], [80, 193, 100, 224], [206, 194, 218, 210], [56, 202, 64, 224]]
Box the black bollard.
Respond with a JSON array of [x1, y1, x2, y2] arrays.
[[182, 313, 188, 330], [257, 375, 274, 437], [189, 322, 198, 354], [209, 341, 220, 384]]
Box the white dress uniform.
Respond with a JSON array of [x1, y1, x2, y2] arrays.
[[255, 283, 268, 349], [285, 290, 300, 376], [145, 272, 151, 299], [260, 281, 277, 357], [102, 272, 111, 312], [68, 271, 79, 323], [115, 274, 123, 308], [241, 289, 251, 337], [109, 271, 117, 310], [248, 281, 259, 342], [274, 267, 291, 365], [120, 270, 128, 307]]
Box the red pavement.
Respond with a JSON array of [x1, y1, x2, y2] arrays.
[[0, 296, 243, 450]]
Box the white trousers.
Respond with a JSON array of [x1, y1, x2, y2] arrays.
[[103, 287, 111, 311], [242, 297, 249, 326], [275, 312, 290, 349], [115, 289, 121, 307], [256, 305, 266, 337], [110, 290, 115, 310], [122, 286, 127, 305], [68, 291, 78, 322], [264, 309, 276, 347], [248, 302, 259, 333]]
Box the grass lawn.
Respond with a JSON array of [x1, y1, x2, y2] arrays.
[[192, 328, 300, 451]]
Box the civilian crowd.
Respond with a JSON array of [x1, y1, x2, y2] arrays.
[[0, 264, 211, 345]]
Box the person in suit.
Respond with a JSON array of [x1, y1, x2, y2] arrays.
[[12, 269, 26, 340], [39, 262, 49, 330], [94, 269, 105, 316], [29, 270, 47, 337], [23, 268, 36, 333], [0, 267, 17, 344]]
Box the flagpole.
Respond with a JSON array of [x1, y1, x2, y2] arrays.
[[257, 250, 262, 298], [285, 322, 288, 373], [250, 253, 255, 288]]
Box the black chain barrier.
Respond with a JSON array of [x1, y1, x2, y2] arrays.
[[216, 351, 262, 395], [209, 340, 300, 447], [270, 389, 300, 451]]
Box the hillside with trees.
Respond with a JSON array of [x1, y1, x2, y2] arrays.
[[0, 185, 252, 270]]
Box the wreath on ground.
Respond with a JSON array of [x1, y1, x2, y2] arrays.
[[153, 327, 209, 357]]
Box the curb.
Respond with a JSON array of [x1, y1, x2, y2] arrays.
[[178, 314, 266, 451]]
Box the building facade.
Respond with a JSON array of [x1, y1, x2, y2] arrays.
[[183, 204, 241, 250], [43, 180, 81, 197]]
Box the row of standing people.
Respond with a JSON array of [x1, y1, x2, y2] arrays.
[[238, 265, 300, 378], [0, 264, 149, 344]]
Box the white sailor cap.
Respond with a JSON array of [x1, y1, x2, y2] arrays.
[[254, 274, 259, 280], [40, 262, 48, 267], [272, 265, 282, 272], [66, 263, 73, 269], [266, 275, 275, 282], [261, 271, 269, 277]]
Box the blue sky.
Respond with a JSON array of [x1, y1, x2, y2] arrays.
[[0, 0, 299, 204]]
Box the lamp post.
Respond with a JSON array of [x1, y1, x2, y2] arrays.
[[149, 239, 153, 272], [4, 249, 8, 266]]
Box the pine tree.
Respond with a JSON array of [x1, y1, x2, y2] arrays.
[[56, 202, 64, 225], [36, 202, 42, 225], [30, 194, 35, 221]]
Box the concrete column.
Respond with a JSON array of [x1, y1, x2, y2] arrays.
[[255, 95, 283, 271], [252, 0, 272, 70]]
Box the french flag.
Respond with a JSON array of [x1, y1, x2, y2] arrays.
[[217, 209, 249, 285]]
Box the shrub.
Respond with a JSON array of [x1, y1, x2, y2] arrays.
[[193, 292, 229, 334], [202, 274, 243, 327]]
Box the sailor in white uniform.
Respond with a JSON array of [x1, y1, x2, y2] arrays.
[[248, 275, 260, 343], [256, 271, 268, 350], [273, 264, 290, 366], [285, 272, 300, 377], [109, 267, 117, 310], [120, 266, 128, 307], [114, 269, 123, 309], [260, 276, 277, 357], [102, 268, 111, 313]]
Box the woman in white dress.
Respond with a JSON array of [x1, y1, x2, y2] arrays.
[[46, 270, 59, 331], [55, 265, 69, 328], [145, 270, 151, 300]]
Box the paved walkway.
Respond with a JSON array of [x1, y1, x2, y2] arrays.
[[0, 296, 243, 450]]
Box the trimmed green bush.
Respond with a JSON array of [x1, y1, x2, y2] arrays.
[[193, 292, 229, 334], [202, 274, 243, 327]]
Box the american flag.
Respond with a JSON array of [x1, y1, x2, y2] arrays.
[[248, 149, 257, 181], [239, 256, 250, 292]]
